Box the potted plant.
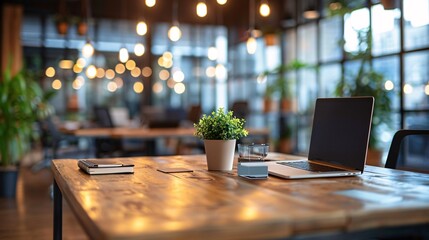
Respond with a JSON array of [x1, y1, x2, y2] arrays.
[[278, 119, 294, 153], [0, 67, 43, 197], [261, 60, 307, 113], [263, 83, 277, 113], [332, 27, 392, 165], [194, 108, 248, 171], [54, 15, 70, 35]]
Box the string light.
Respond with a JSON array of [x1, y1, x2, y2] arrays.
[[208, 47, 218, 60], [134, 43, 145, 56], [133, 82, 144, 93], [59, 60, 73, 69], [259, 1, 271, 17], [384, 80, 394, 91], [217, 0, 227, 5], [136, 21, 148, 36], [85, 65, 97, 79], [246, 36, 257, 54], [403, 84, 413, 94], [168, 25, 182, 42], [145, 0, 156, 7], [96, 68, 105, 78], [125, 59, 136, 70], [142, 67, 152, 77], [114, 77, 124, 88], [215, 63, 227, 79], [52, 79, 62, 90], [247, 0, 257, 54], [196, 1, 208, 17], [76, 58, 87, 68], [82, 41, 94, 58], [115, 63, 126, 74], [153, 82, 163, 93], [45, 67, 55, 77], [73, 64, 82, 73], [105, 69, 115, 79], [119, 47, 129, 63], [174, 82, 186, 94], [172, 69, 185, 82], [107, 81, 118, 92]]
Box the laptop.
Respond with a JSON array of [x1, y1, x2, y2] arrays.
[[268, 97, 374, 179]]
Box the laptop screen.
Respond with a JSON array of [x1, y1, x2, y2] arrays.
[[308, 97, 374, 172]]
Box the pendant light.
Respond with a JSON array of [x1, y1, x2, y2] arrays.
[[259, 0, 270, 17], [168, 0, 182, 42], [217, 0, 227, 5], [119, 47, 129, 63], [196, 0, 208, 18], [145, 0, 156, 8], [136, 21, 148, 36], [82, 41, 94, 58], [119, 1, 129, 62], [81, 0, 94, 58], [247, 0, 257, 54]]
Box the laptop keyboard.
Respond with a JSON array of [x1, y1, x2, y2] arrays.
[[277, 161, 345, 172]]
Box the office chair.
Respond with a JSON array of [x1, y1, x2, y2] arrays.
[[385, 129, 429, 173], [93, 106, 124, 157], [187, 105, 202, 124], [32, 117, 88, 172], [231, 101, 249, 120]]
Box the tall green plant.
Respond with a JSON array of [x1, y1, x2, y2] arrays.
[[332, 8, 392, 149], [0, 68, 43, 166], [194, 108, 248, 140], [262, 60, 307, 100]]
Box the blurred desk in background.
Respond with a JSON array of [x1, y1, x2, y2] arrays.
[[61, 127, 270, 155]]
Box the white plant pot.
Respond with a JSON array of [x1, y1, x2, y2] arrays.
[[204, 139, 236, 171]]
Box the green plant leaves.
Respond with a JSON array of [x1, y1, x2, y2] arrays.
[[0, 69, 43, 166], [194, 108, 248, 140]]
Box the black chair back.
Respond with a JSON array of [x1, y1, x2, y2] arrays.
[[385, 129, 429, 173], [94, 106, 115, 128], [231, 101, 249, 120]]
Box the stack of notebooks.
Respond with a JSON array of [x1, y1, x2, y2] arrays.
[[78, 159, 134, 175]]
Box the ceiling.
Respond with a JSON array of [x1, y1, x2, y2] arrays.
[[16, 0, 287, 31]]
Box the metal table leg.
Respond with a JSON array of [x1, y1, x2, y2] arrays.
[[53, 179, 62, 240]]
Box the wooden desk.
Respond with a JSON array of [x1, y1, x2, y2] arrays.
[[52, 154, 429, 240]]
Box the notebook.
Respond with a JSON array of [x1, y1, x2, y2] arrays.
[[268, 97, 374, 179]]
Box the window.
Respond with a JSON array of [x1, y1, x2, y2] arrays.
[[403, 0, 429, 50]]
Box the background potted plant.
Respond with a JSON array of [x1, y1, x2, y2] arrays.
[[332, 21, 392, 165], [0, 66, 43, 197], [194, 108, 248, 171], [261, 60, 307, 113]]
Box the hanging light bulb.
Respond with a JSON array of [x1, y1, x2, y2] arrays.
[[136, 21, 148, 36], [217, 0, 227, 5], [247, 35, 257, 54], [145, 0, 156, 7], [168, 25, 182, 42], [85, 65, 97, 79], [119, 47, 129, 63], [215, 63, 227, 80], [196, 1, 208, 17], [259, 1, 271, 17], [82, 41, 94, 58], [207, 47, 218, 60], [134, 43, 145, 56]]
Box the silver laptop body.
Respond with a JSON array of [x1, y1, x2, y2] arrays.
[[268, 97, 374, 179]]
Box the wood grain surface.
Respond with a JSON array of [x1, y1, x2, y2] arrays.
[[52, 153, 429, 240]]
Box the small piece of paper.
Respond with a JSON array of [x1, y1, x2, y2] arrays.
[[157, 168, 193, 173]]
